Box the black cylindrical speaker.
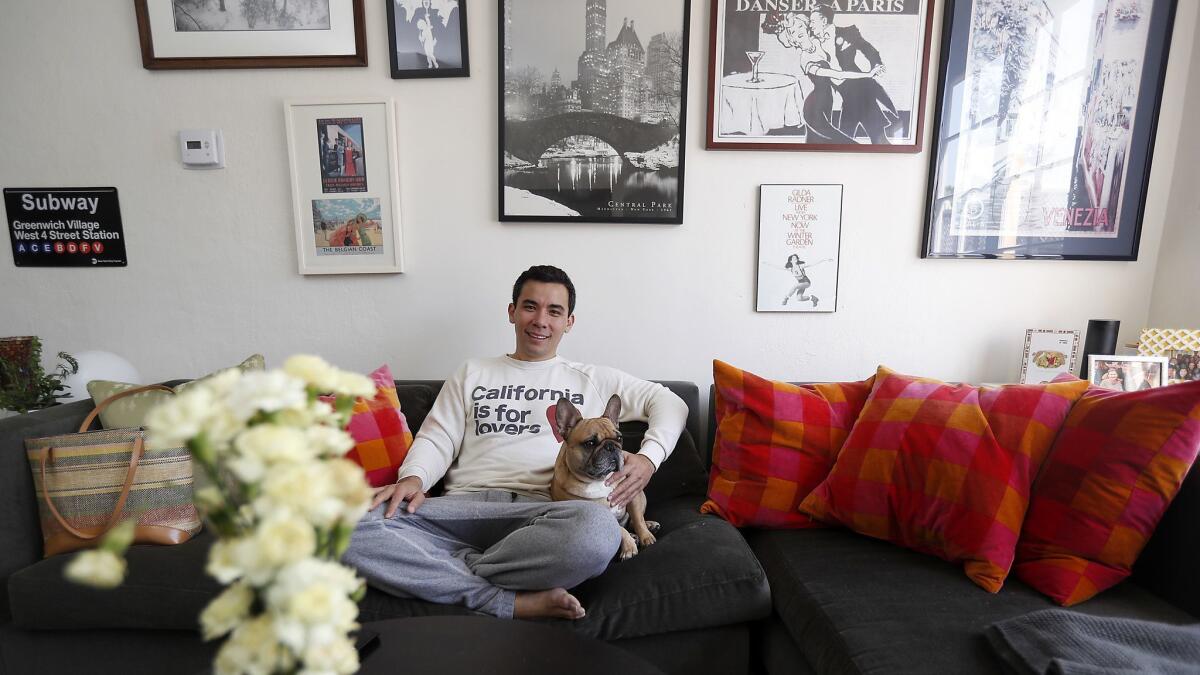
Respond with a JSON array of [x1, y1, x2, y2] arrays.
[[1079, 319, 1121, 379]]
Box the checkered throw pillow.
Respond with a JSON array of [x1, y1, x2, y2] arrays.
[[332, 364, 414, 487], [1015, 380, 1200, 605], [701, 360, 873, 528], [800, 366, 1088, 592]]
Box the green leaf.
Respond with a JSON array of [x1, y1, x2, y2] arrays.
[[101, 519, 136, 554]]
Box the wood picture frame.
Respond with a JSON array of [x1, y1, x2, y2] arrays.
[[705, 0, 935, 152], [134, 0, 367, 70]]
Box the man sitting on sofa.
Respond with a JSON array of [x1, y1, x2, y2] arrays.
[[344, 265, 689, 621]]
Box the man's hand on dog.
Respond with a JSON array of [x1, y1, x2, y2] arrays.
[[373, 475, 426, 517], [606, 452, 654, 508]]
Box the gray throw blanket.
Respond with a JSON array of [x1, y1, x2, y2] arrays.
[[986, 609, 1200, 675]]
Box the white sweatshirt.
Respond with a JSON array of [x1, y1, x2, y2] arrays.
[[397, 355, 688, 499]]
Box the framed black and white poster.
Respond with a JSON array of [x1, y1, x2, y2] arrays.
[[387, 0, 470, 78], [923, 0, 1178, 260], [756, 184, 842, 312], [499, 0, 691, 224], [135, 0, 367, 69], [706, 0, 934, 152]]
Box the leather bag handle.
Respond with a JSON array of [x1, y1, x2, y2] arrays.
[[39, 435, 145, 541], [80, 384, 176, 432]]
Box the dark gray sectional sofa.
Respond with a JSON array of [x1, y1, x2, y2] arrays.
[[0, 380, 771, 675], [706, 385, 1200, 675]]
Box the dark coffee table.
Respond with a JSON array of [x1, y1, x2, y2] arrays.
[[357, 615, 664, 675]]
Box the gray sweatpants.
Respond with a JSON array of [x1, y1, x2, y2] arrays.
[[343, 490, 623, 618]]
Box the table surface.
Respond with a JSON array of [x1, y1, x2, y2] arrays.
[[721, 71, 800, 91], [357, 615, 665, 675]]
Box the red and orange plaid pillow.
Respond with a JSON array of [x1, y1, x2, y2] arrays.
[[701, 360, 873, 528], [331, 364, 414, 487], [800, 367, 1088, 592], [1015, 380, 1200, 605]]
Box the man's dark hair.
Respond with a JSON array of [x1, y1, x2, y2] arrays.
[[812, 3, 835, 23], [512, 265, 576, 315]]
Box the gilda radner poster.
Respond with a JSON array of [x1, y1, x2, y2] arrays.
[[756, 184, 842, 312], [500, 0, 691, 224]]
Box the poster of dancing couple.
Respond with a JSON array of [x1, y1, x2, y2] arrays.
[[923, 0, 1178, 260], [387, 0, 469, 78], [707, 0, 933, 152], [756, 184, 842, 313]]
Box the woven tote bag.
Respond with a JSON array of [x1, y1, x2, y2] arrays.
[[24, 384, 202, 557]]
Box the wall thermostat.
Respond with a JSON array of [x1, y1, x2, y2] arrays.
[[179, 129, 225, 169]]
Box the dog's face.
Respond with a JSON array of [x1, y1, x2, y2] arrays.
[[555, 395, 623, 479]]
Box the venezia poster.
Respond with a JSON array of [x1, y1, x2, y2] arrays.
[[756, 184, 842, 312], [500, 0, 690, 223], [924, 0, 1177, 259], [707, 0, 933, 151]]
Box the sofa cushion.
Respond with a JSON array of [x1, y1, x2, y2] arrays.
[[325, 364, 415, 487], [702, 360, 872, 528], [9, 531, 221, 630], [360, 497, 771, 641], [639, 427, 709, 504], [85, 354, 265, 429], [1015, 379, 1200, 606], [746, 528, 1197, 675], [800, 367, 1088, 592], [393, 384, 436, 434]]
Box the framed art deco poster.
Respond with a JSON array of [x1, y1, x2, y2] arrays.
[[499, 0, 691, 223], [756, 184, 842, 312], [923, 0, 1178, 260], [284, 99, 405, 275], [706, 0, 934, 152]]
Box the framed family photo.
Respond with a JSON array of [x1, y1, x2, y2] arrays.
[[284, 99, 405, 275], [1088, 354, 1168, 391], [499, 0, 691, 224], [386, 0, 470, 78], [923, 0, 1179, 260], [706, 0, 934, 152], [1137, 328, 1200, 384], [1019, 328, 1080, 384], [756, 184, 842, 313], [135, 0, 367, 69]]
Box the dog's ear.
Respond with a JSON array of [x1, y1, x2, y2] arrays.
[[603, 394, 621, 426], [554, 398, 583, 440]]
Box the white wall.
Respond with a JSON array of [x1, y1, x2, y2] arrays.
[[1149, 4, 1200, 328], [1, 1, 1198, 394]]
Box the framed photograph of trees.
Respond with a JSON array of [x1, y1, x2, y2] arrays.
[[135, 0, 367, 69], [499, 0, 691, 224]]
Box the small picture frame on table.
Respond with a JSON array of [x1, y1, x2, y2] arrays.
[[1019, 329, 1081, 384], [1088, 355, 1169, 392], [284, 98, 405, 275], [1137, 328, 1200, 385], [386, 0, 470, 79]]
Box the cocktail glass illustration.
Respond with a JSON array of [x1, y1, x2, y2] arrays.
[[746, 51, 765, 83]]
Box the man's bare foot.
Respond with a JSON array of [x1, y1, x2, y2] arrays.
[[514, 588, 585, 620]]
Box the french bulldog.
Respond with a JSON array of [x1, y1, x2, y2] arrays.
[[550, 394, 659, 560]]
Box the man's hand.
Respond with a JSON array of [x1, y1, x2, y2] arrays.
[[605, 452, 654, 509], [372, 475, 426, 518]]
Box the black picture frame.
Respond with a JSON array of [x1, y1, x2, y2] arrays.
[[922, 0, 1178, 260], [387, 0, 470, 79], [498, 0, 691, 224], [705, 0, 935, 153]]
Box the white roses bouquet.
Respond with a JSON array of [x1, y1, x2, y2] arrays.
[[65, 355, 376, 675]]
